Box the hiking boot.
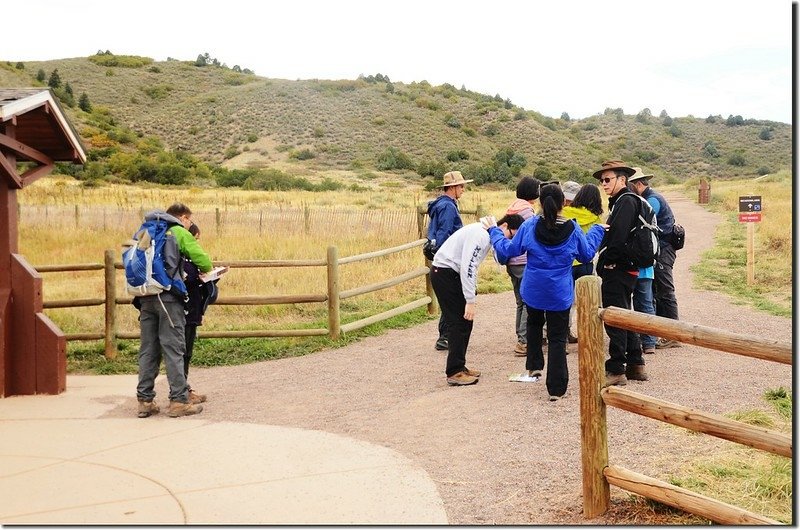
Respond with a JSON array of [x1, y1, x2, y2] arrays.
[[137, 400, 159, 418], [513, 342, 527, 356], [435, 337, 449, 351], [167, 400, 203, 417], [528, 370, 542, 379], [463, 367, 481, 378], [656, 338, 680, 349], [643, 347, 656, 355], [446, 371, 479, 386], [548, 394, 563, 402], [626, 364, 649, 381], [605, 372, 628, 387], [188, 390, 207, 404], [568, 332, 578, 344]]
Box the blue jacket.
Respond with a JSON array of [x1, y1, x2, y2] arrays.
[[490, 216, 604, 311], [426, 195, 462, 249]]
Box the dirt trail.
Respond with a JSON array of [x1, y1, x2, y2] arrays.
[[116, 192, 792, 524]]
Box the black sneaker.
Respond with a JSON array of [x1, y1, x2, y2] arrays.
[[435, 337, 449, 350]]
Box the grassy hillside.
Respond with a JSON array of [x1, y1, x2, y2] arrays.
[[1, 55, 791, 188]]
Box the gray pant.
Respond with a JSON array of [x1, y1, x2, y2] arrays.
[[506, 264, 527, 344], [136, 295, 189, 403]]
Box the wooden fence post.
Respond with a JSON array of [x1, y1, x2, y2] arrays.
[[215, 207, 221, 237], [103, 250, 117, 359], [327, 246, 340, 340], [576, 275, 609, 518]]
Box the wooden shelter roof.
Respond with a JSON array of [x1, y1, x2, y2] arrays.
[[0, 88, 86, 165]]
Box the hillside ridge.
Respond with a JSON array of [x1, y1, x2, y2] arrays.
[[0, 54, 791, 187]]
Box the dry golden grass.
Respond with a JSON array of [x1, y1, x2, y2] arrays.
[[20, 177, 517, 336]]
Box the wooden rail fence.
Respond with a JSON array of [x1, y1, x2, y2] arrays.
[[575, 275, 791, 525], [35, 239, 435, 359]]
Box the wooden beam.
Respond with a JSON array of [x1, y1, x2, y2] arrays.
[[604, 465, 780, 525], [20, 163, 54, 187], [602, 386, 792, 458], [0, 152, 21, 189], [598, 307, 791, 365], [0, 133, 53, 165]]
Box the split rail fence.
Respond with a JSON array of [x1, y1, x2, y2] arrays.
[[575, 275, 791, 525], [32, 206, 483, 359], [35, 240, 436, 359]]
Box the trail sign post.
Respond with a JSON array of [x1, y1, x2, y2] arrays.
[[738, 195, 761, 285]]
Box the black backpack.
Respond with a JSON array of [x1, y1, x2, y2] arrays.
[[620, 192, 660, 268]]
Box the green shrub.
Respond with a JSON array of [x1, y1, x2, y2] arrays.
[[668, 124, 682, 137], [415, 97, 440, 111], [290, 148, 315, 160], [514, 110, 527, 121], [484, 124, 499, 136], [444, 114, 461, 128], [728, 153, 746, 166], [36, 69, 46, 82], [376, 147, 415, 170], [703, 140, 720, 158], [759, 127, 773, 141], [446, 149, 469, 162], [247, 133, 258, 142], [463, 127, 476, 137], [142, 84, 174, 100], [224, 146, 240, 159], [89, 53, 153, 68], [635, 150, 659, 162]]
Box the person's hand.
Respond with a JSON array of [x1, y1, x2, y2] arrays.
[[464, 302, 476, 321], [480, 216, 497, 230]]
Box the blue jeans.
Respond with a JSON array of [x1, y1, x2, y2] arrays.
[[633, 277, 656, 350]]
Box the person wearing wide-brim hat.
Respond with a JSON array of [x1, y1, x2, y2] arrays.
[[628, 168, 659, 357], [426, 171, 473, 351], [593, 160, 649, 387], [627, 167, 681, 350]]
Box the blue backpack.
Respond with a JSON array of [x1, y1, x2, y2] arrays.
[[123, 217, 187, 297]]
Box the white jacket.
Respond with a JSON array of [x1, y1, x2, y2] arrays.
[[431, 223, 491, 303]]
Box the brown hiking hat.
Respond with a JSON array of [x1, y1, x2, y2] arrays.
[[442, 171, 474, 188], [628, 167, 654, 183], [592, 160, 636, 179]]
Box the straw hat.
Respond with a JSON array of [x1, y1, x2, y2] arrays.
[[442, 171, 473, 188]]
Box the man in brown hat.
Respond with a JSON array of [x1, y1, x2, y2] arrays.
[[593, 160, 648, 386], [426, 171, 473, 350]]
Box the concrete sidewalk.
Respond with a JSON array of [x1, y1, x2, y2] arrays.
[[0, 375, 448, 524]]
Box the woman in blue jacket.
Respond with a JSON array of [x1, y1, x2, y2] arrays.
[[487, 184, 605, 401]]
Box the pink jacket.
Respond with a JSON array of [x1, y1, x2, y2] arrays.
[[505, 199, 535, 266]]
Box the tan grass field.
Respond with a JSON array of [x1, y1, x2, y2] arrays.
[[20, 177, 517, 337], [20, 173, 790, 337]]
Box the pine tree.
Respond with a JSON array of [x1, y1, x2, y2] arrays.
[[64, 82, 73, 96], [47, 69, 61, 89], [36, 69, 46, 82], [78, 93, 92, 112]]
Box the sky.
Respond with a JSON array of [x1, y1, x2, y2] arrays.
[[6, 0, 794, 124]]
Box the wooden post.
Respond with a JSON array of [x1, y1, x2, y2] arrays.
[[215, 207, 221, 237], [103, 250, 117, 359], [746, 222, 755, 285], [327, 246, 340, 340], [576, 275, 610, 518], [698, 179, 711, 204]]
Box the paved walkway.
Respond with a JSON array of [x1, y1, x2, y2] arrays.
[[0, 375, 448, 524]]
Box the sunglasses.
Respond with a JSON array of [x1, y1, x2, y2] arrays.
[[600, 176, 618, 184]]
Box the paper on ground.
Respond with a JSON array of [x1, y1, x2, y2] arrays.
[[509, 372, 540, 383]]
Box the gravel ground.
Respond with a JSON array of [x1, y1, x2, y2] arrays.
[[119, 192, 792, 524]]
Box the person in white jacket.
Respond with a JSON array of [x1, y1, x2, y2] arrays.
[[431, 215, 524, 386]]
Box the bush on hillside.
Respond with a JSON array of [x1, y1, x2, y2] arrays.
[[446, 149, 469, 162], [88, 53, 153, 68], [759, 127, 773, 141], [36, 69, 45, 82], [376, 147, 414, 171], [728, 153, 746, 166], [703, 140, 720, 158], [416, 160, 448, 178]]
